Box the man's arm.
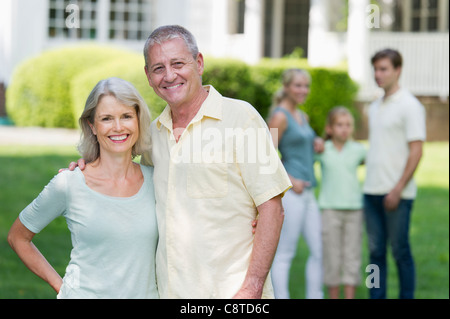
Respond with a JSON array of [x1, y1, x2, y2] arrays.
[[233, 194, 284, 299], [384, 140, 423, 211]]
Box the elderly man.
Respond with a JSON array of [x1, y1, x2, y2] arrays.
[[141, 25, 291, 299]]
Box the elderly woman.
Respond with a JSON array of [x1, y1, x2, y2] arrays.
[[7, 77, 158, 299]]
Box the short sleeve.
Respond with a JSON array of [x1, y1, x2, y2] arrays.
[[236, 107, 292, 207], [19, 172, 68, 234], [405, 100, 426, 142]]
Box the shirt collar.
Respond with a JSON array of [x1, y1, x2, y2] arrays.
[[382, 87, 404, 104], [156, 85, 223, 131]]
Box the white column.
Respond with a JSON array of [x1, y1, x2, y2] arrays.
[[96, 0, 109, 42], [243, 0, 264, 64], [347, 0, 370, 95], [0, 0, 13, 84], [208, 0, 227, 58], [308, 0, 329, 66], [155, 0, 188, 26], [0, 0, 47, 85]]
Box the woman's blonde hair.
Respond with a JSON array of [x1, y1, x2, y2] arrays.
[[324, 106, 354, 140], [269, 68, 311, 118], [78, 77, 152, 163]]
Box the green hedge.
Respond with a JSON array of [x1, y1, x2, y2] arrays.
[[6, 45, 139, 128], [203, 57, 358, 135], [202, 57, 256, 109], [6, 45, 358, 136], [250, 58, 359, 135], [71, 55, 166, 126]]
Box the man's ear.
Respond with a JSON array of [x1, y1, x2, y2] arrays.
[[144, 65, 153, 87], [395, 66, 402, 80], [196, 52, 205, 76]]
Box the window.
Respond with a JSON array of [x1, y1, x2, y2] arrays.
[[109, 0, 151, 40], [392, 0, 448, 32], [411, 0, 438, 31], [48, 0, 153, 41], [48, 0, 97, 39]]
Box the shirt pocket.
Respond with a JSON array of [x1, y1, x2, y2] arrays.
[[187, 163, 228, 198]]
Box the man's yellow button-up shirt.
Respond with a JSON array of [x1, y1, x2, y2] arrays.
[[144, 85, 291, 298]]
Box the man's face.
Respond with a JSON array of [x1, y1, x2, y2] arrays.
[[373, 57, 401, 91], [144, 38, 204, 108]]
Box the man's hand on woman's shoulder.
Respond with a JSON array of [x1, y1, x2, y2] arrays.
[[58, 158, 86, 173]]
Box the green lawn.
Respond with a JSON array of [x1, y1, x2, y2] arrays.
[[0, 143, 448, 299], [291, 142, 449, 299]]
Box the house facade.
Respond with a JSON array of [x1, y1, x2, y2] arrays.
[[1, 0, 448, 139]]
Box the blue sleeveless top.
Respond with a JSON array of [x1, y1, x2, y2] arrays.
[[274, 107, 317, 187]]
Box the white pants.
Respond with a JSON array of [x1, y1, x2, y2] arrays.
[[271, 189, 324, 299]]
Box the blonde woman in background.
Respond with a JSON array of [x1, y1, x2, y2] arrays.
[[268, 68, 324, 299]]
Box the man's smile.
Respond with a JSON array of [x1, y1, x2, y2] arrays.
[[165, 83, 183, 90]]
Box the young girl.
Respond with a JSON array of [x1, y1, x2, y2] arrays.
[[315, 106, 366, 299]]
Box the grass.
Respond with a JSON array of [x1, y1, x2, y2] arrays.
[[291, 142, 449, 299], [0, 143, 448, 299]]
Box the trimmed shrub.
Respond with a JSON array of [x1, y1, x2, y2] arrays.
[[202, 56, 358, 136], [202, 57, 256, 108], [71, 55, 166, 127], [6, 45, 358, 136], [6, 45, 141, 128], [250, 58, 359, 136], [305, 67, 359, 136]]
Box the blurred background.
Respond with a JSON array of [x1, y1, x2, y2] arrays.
[[0, 0, 449, 139], [0, 0, 448, 299]]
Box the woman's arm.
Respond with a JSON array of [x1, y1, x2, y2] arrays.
[[267, 111, 287, 149], [268, 112, 309, 194], [8, 218, 63, 293]]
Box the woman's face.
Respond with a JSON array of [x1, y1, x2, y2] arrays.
[[285, 73, 310, 105], [89, 95, 139, 157]]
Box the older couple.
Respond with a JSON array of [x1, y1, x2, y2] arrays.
[[8, 25, 292, 299]]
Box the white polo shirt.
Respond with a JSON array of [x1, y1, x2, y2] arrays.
[[363, 88, 426, 199], [142, 85, 291, 298]]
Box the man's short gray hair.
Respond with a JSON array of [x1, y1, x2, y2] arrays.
[[143, 25, 199, 68]]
